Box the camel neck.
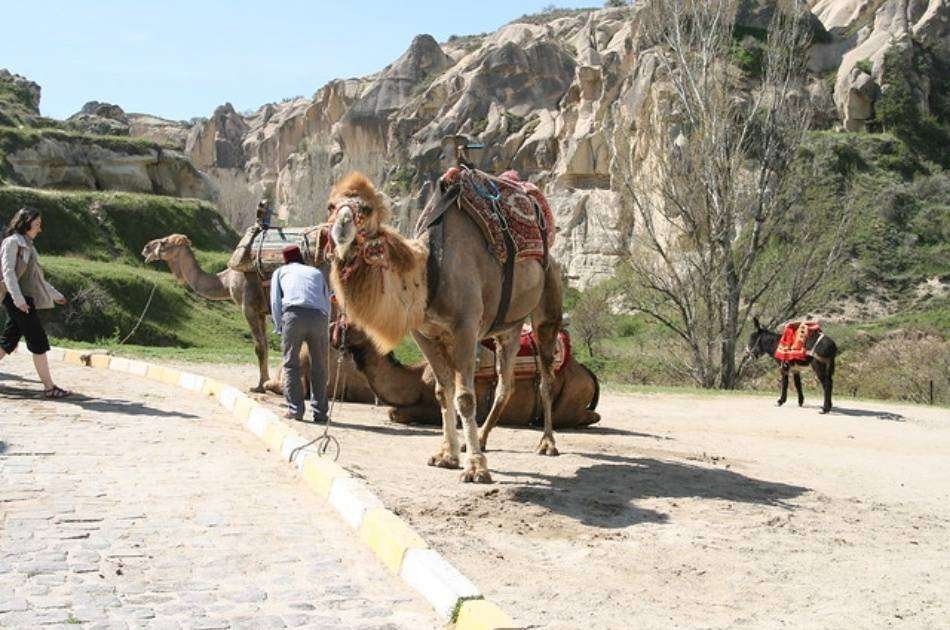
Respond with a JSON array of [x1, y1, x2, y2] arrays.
[[169, 247, 230, 301]]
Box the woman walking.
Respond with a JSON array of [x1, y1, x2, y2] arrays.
[[0, 207, 71, 398]]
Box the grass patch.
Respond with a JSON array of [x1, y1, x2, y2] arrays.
[[0, 125, 167, 156], [0, 186, 236, 262], [38, 256, 263, 350]]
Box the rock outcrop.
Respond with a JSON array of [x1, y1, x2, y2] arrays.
[[67, 101, 131, 136], [127, 113, 193, 150], [0, 69, 43, 127], [815, 0, 949, 131], [2, 132, 215, 200]]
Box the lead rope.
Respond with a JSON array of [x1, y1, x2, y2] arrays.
[[289, 313, 346, 463], [115, 270, 161, 346]]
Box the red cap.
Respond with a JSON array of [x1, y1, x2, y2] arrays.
[[282, 245, 303, 264]]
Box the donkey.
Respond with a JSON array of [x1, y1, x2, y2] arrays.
[[746, 317, 838, 414]]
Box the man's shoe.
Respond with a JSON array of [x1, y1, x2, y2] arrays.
[[283, 411, 303, 421], [312, 415, 328, 424]]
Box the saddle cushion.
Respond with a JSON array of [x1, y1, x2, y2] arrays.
[[229, 225, 326, 275], [475, 325, 571, 381], [774, 321, 822, 362], [435, 167, 556, 264]]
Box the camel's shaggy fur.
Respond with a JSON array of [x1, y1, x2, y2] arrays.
[[329, 172, 391, 224], [327, 173, 425, 353], [329, 226, 427, 353], [163, 234, 192, 248]]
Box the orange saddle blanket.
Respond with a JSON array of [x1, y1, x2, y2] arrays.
[[774, 321, 822, 362]]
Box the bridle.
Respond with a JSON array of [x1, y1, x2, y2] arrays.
[[327, 197, 390, 282]]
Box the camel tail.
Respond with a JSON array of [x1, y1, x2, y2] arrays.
[[580, 361, 600, 411]]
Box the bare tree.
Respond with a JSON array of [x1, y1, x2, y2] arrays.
[[611, 0, 847, 388], [570, 284, 616, 358]]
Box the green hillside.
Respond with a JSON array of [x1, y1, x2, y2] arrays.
[[0, 187, 269, 361]]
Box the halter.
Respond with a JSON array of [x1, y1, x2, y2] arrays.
[[327, 197, 390, 283]]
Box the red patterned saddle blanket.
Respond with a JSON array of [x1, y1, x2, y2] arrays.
[[437, 167, 556, 264], [475, 325, 571, 381], [774, 321, 822, 362]]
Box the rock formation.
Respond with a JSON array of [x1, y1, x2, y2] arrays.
[[66, 101, 131, 136]]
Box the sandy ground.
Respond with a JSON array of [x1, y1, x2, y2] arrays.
[[168, 361, 950, 629]]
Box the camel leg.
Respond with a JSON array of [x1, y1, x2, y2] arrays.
[[532, 320, 559, 456], [531, 264, 562, 456], [478, 327, 521, 452], [413, 332, 460, 469], [793, 372, 804, 407], [451, 332, 491, 483], [244, 301, 271, 393]]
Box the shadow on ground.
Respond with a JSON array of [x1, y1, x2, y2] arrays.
[[0, 371, 31, 383], [504, 452, 810, 528], [0, 386, 199, 420], [830, 406, 905, 422], [325, 418, 440, 437], [559, 425, 674, 440]]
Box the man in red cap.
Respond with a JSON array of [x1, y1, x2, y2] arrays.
[[270, 245, 331, 422]]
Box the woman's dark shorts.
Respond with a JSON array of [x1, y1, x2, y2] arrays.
[[1, 294, 51, 355]]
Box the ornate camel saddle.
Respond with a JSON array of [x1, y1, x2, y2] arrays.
[[416, 166, 556, 264], [475, 324, 571, 381], [229, 225, 327, 276], [774, 321, 823, 362]]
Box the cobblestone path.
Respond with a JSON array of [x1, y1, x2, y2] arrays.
[[0, 355, 438, 629]]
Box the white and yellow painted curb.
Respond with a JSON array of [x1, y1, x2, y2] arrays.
[[36, 346, 519, 629]]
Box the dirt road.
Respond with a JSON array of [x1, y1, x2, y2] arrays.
[[176, 362, 950, 628]]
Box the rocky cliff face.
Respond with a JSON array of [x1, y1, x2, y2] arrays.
[[0, 71, 215, 201], [1, 132, 214, 199], [812, 0, 949, 131], [126, 1, 947, 287]]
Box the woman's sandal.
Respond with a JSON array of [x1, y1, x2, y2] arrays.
[[44, 386, 72, 399]]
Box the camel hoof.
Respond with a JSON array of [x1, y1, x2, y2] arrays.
[[819, 408, 830, 415], [536, 440, 559, 457], [428, 453, 460, 469], [775, 400, 785, 407], [460, 468, 493, 484], [249, 385, 266, 394]]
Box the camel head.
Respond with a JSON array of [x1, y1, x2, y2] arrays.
[[327, 172, 389, 259], [141, 234, 192, 264]]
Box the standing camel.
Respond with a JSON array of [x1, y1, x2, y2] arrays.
[[327, 172, 563, 483], [141, 234, 377, 402], [746, 316, 838, 413], [142, 234, 276, 393]]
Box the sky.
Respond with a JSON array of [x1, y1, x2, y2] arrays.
[[3, 0, 591, 121]]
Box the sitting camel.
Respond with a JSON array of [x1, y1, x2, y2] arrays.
[[327, 172, 563, 483], [140, 234, 376, 402], [337, 320, 600, 432]]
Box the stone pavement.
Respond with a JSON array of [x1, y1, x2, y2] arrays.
[[0, 355, 439, 629]]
